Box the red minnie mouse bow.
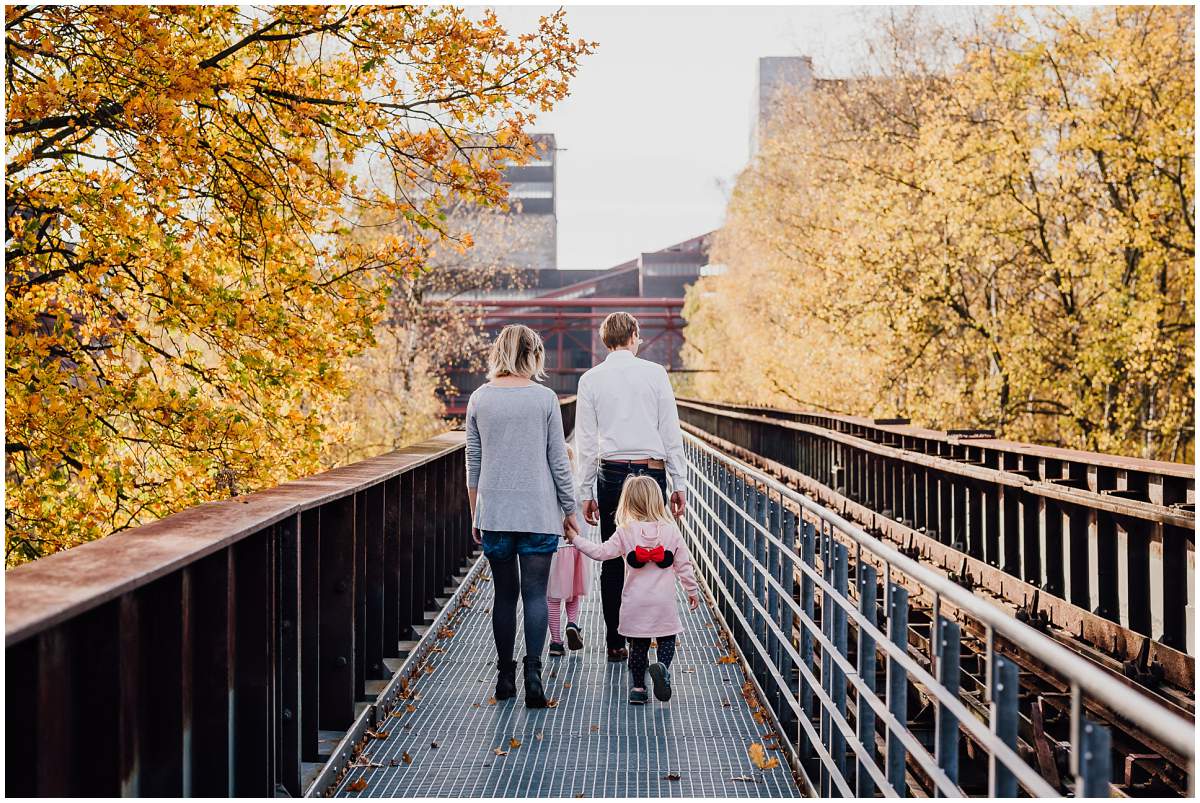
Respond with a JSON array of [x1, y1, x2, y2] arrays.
[[635, 545, 665, 563]]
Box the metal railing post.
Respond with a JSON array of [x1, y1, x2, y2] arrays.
[[799, 519, 816, 760], [1079, 719, 1113, 798], [856, 562, 878, 797], [831, 541, 849, 791], [886, 582, 909, 796], [989, 655, 1019, 797], [935, 617, 961, 794]]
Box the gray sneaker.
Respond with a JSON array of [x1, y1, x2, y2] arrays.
[[628, 687, 649, 705], [565, 622, 584, 651], [648, 662, 672, 701]]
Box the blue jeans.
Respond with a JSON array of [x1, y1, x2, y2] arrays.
[[480, 530, 559, 560]]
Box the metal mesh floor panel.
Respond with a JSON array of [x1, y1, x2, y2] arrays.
[[335, 570, 800, 798]]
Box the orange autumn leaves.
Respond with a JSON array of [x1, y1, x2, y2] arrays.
[[682, 6, 1193, 462], [4, 6, 595, 565]]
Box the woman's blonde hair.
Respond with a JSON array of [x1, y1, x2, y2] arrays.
[[615, 475, 674, 527], [487, 324, 546, 380]]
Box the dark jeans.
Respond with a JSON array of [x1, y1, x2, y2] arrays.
[[481, 531, 556, 663], [597, 461, 668, 650]]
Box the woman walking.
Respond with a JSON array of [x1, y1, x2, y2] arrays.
[[465, 324, 579, 707]]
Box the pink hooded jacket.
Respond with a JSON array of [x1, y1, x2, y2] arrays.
[[572, 520, 700, 638]]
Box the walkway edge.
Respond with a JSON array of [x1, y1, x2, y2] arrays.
[[688, 535, 812, 797], [305, 552, 489, 798]]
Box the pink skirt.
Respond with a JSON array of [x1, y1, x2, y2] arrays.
[[547, 545, 590, 600]]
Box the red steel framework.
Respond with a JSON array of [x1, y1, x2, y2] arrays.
[[446, 297, 689, 414]]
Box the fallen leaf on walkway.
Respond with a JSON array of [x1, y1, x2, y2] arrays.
[[350, 758, 383, 769], [574, 794, 585, 798], [717, 654, 738, 664], [684, 668, 696, 674], [365, 729, 389, 740], [471, 703, 481, 708], [563, 682, 572, 689], [549, 670, 558, 678], [590, 724, 600, 733], [388, 759, 401, 767], [730, 775, 758, 783], [535, 732, 544, 742], [487, 696, 497, 706], [429, 646, 446, 654], [720, 699, 732, 708], [752, 710, 766, 724], [663, 772, 681, 781], [430, 741, 439, 749], [704, 622, 714, 628], [346, 778, 368, 792], [401, 751, 412, 765], [509, 737, 522, 749], [493, 747, 509, 756], [406, 704, 417, 713], [748, 743, 779, 770], [546, 698, 560, 708], [423, 664, 435, 675], [402, 723, 413, 731], [438, 627, 455, 639]]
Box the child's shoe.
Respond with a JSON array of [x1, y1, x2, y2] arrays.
[[628, 687, 649, 705], [548, 641, 566, 657], [648, 662, 672, 701], [565, 622, 584, 651]]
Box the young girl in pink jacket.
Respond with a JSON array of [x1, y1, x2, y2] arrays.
[[567, 474, 700, 704]]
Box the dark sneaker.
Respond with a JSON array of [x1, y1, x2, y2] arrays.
[[607, 647, 628, 662], [566, 623, 584, 651], [649, 662, 672, 701], [548, 641, 566, 657], [628, 687, 649, 705]]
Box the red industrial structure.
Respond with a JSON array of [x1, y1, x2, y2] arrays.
[[443, 234, 711, 415]]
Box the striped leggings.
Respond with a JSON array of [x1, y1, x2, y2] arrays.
[[547, 596, 581, 644]]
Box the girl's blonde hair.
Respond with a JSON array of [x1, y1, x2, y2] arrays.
[[487, 324, 546, 380], [615, 475, 675, 527]]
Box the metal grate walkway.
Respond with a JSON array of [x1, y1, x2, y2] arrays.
[[333, 561, 800, 797]]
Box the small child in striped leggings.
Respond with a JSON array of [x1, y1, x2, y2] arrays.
[[547, 445, 590, 656]]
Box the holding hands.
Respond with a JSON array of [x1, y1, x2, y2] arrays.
[[563, 512, 580, 541]]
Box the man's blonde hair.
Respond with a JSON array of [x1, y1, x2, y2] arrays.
[[615, 474, 674, 527], [600, 311, 639, 350], [487, 324, 546, 380]]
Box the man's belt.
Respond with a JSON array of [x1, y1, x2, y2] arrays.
[[602, 457, 666, 470]]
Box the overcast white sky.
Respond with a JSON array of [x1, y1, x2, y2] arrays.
[[487, 5, 923, 270]]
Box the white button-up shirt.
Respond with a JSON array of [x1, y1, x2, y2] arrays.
[[575, 349, 687, 500]]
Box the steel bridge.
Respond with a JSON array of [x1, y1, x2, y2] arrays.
[[5, 398, 1195, 797]]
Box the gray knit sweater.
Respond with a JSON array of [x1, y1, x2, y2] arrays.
[[465, 383, 577, 534]]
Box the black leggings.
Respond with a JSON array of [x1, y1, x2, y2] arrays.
[[628, 635, 677, 687], [489, 552, 553, 663]]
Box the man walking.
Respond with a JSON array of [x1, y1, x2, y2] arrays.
[[576, 311, 687, 661]]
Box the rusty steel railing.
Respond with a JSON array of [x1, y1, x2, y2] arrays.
[[681, 432, 1195, 797], [677, 399, 1196, 686], [6, 395, 578, 797]]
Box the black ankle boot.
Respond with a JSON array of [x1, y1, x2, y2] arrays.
[[523, 656, 547, 708], [496, 659, 518, 700]]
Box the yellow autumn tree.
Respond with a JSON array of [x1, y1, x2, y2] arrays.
[[324, 203, 535, 466], [684, 6, 1194, 461], [5, 6, 594, 565]]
